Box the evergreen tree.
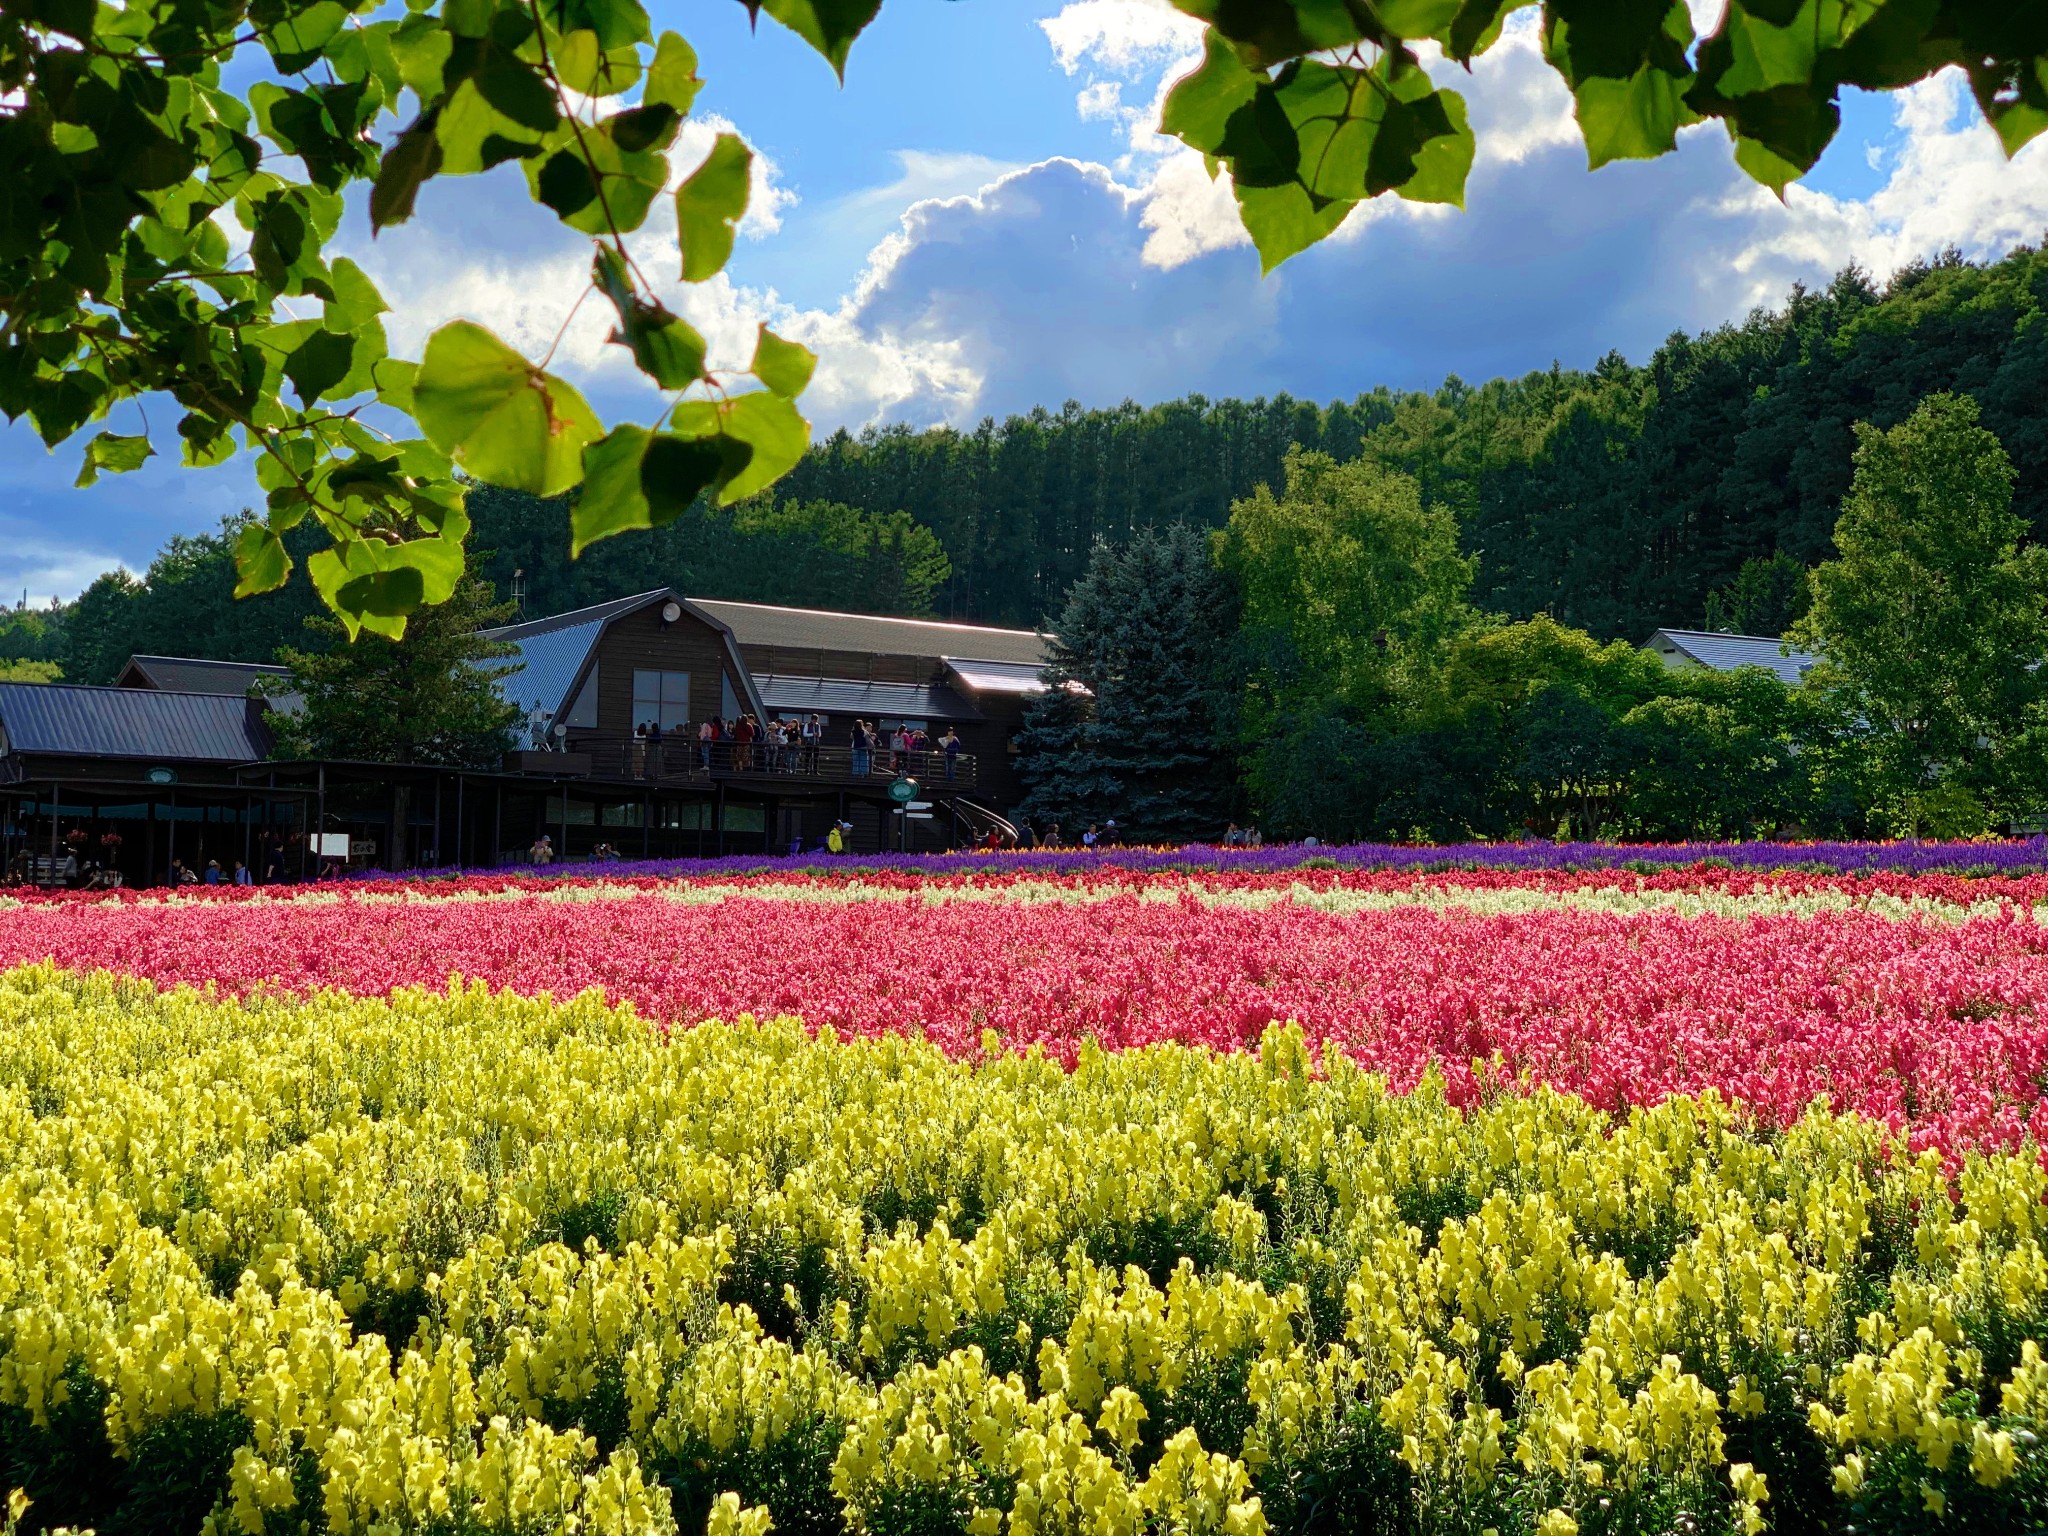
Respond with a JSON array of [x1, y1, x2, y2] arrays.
[[1703, 553, 1810, 636], [1016, 527, 1238, 842], [267, 577, 520, 770]]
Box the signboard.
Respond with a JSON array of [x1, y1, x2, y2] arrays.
[[314, 834, 352, 858], [904, 812, 934, 821], [145, 767, 177, 785], [906, 801, 932, 811], [886, 776, 918, 804], [348, 838, 378, 859]]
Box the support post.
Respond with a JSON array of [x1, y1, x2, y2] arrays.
[[312, 765, 325, 881]]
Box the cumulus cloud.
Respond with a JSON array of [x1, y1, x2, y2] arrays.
[[1040, 0, 1202, 78], [352, 16, 2048, 438]]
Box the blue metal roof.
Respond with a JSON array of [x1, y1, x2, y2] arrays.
[[754, 674, 984, 722], [944, 657, 1046, 695], [0, 683, 271, 762], [494, 619, 606, 719], [1645, 629, 1818, 686]]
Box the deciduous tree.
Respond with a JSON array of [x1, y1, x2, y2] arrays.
[[1793, 392, 2048, 832]]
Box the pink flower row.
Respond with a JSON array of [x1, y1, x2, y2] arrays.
[[7, 890, 2048, 1153], [17, 859, 2048, 906]]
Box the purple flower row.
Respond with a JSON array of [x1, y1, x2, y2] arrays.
[[352, 836, 2048, 883]]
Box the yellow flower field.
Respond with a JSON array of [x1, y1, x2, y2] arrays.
[[3, 964, 2048, 1536]]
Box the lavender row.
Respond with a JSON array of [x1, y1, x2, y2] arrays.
[[351, 836, 2048, 883]]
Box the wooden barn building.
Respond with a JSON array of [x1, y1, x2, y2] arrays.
[[0, 592, 1050, 882]]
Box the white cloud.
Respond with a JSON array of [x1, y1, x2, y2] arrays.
[[354, 22, 2048, 442], [0, 532, 131, 608], [1040, 0, 1203, 76]]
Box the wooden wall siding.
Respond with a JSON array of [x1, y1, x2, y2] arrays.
[[736, 644, 930, 685], [590, 606, 742, 730]]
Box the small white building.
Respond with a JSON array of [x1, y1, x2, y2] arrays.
[[1642, 628, 1818, 687]]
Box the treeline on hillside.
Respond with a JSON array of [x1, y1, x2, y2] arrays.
[[1020, 394, 2048, 845], [780, 246, 2048, 637], [22, 495, 955, 686]]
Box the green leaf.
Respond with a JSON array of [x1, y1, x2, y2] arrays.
[[381, 533, 467, 604], [233, 523, 291, 597], [629, 312, 708, 389], [74, 431, 154, 487], [335, 564, 427, 625], [750, 324, 816, 397], [1161, 30, 1259, 157], [267, 1, 350, 70], [609, 102, 680, 154], [1168, 0, 1361, 69], [1973, 56, 2048, 157], [675, 132, 752, 281], [573, 423, 749, 553], [1180, 53, 1473, 268], [307, 544, 381, 640], [574, 423, 656, 553], [413, 320, 603, 495], [591, 248, 707, 388], [325, 258, 391, 331], [1234, 182, 1350, 272], [1444, 0, 1524, 59], [1396, 81, 1474, 205], [713, 390, 807, 503], [1374, 0, 1466, 37], [527, 116, 670, 234], [285, 328, 356, 404], [551, 29, 606, 94], [644, 32, 703, 115], [1545, 0, 1699, 168], [756, 0, 882, 77], [372, 113, 445, 232], [389, 14, 454, 94], [373, 358, 420, 414]]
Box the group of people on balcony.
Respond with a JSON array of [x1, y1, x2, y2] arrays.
[[627, 716, 964, 781]]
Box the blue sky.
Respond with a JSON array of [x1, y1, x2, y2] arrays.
[[5, 0, 2047, 606]]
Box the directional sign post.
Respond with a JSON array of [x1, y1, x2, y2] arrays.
[[887, 778, 919, 850]]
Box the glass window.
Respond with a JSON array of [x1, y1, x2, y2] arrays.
[[564, 665, 600, 727], [632, 669, 691, 730], [720, 674, 740, 722]]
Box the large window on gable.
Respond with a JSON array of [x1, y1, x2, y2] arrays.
[[632, 669, 691, 730]]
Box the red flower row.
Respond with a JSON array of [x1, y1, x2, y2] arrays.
[[6, 888, 2048, 1153]]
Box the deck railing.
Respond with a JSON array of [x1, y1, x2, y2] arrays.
[[554, 735, 979, 790]]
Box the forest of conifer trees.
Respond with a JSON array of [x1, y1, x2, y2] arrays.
[[9, 245, 2046, 681], [774, 246, 2048, 638]]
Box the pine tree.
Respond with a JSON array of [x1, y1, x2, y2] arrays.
[[1016, 526, 1238, 843]]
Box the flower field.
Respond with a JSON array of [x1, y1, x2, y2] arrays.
[[7, 859, 2048, 1535]]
